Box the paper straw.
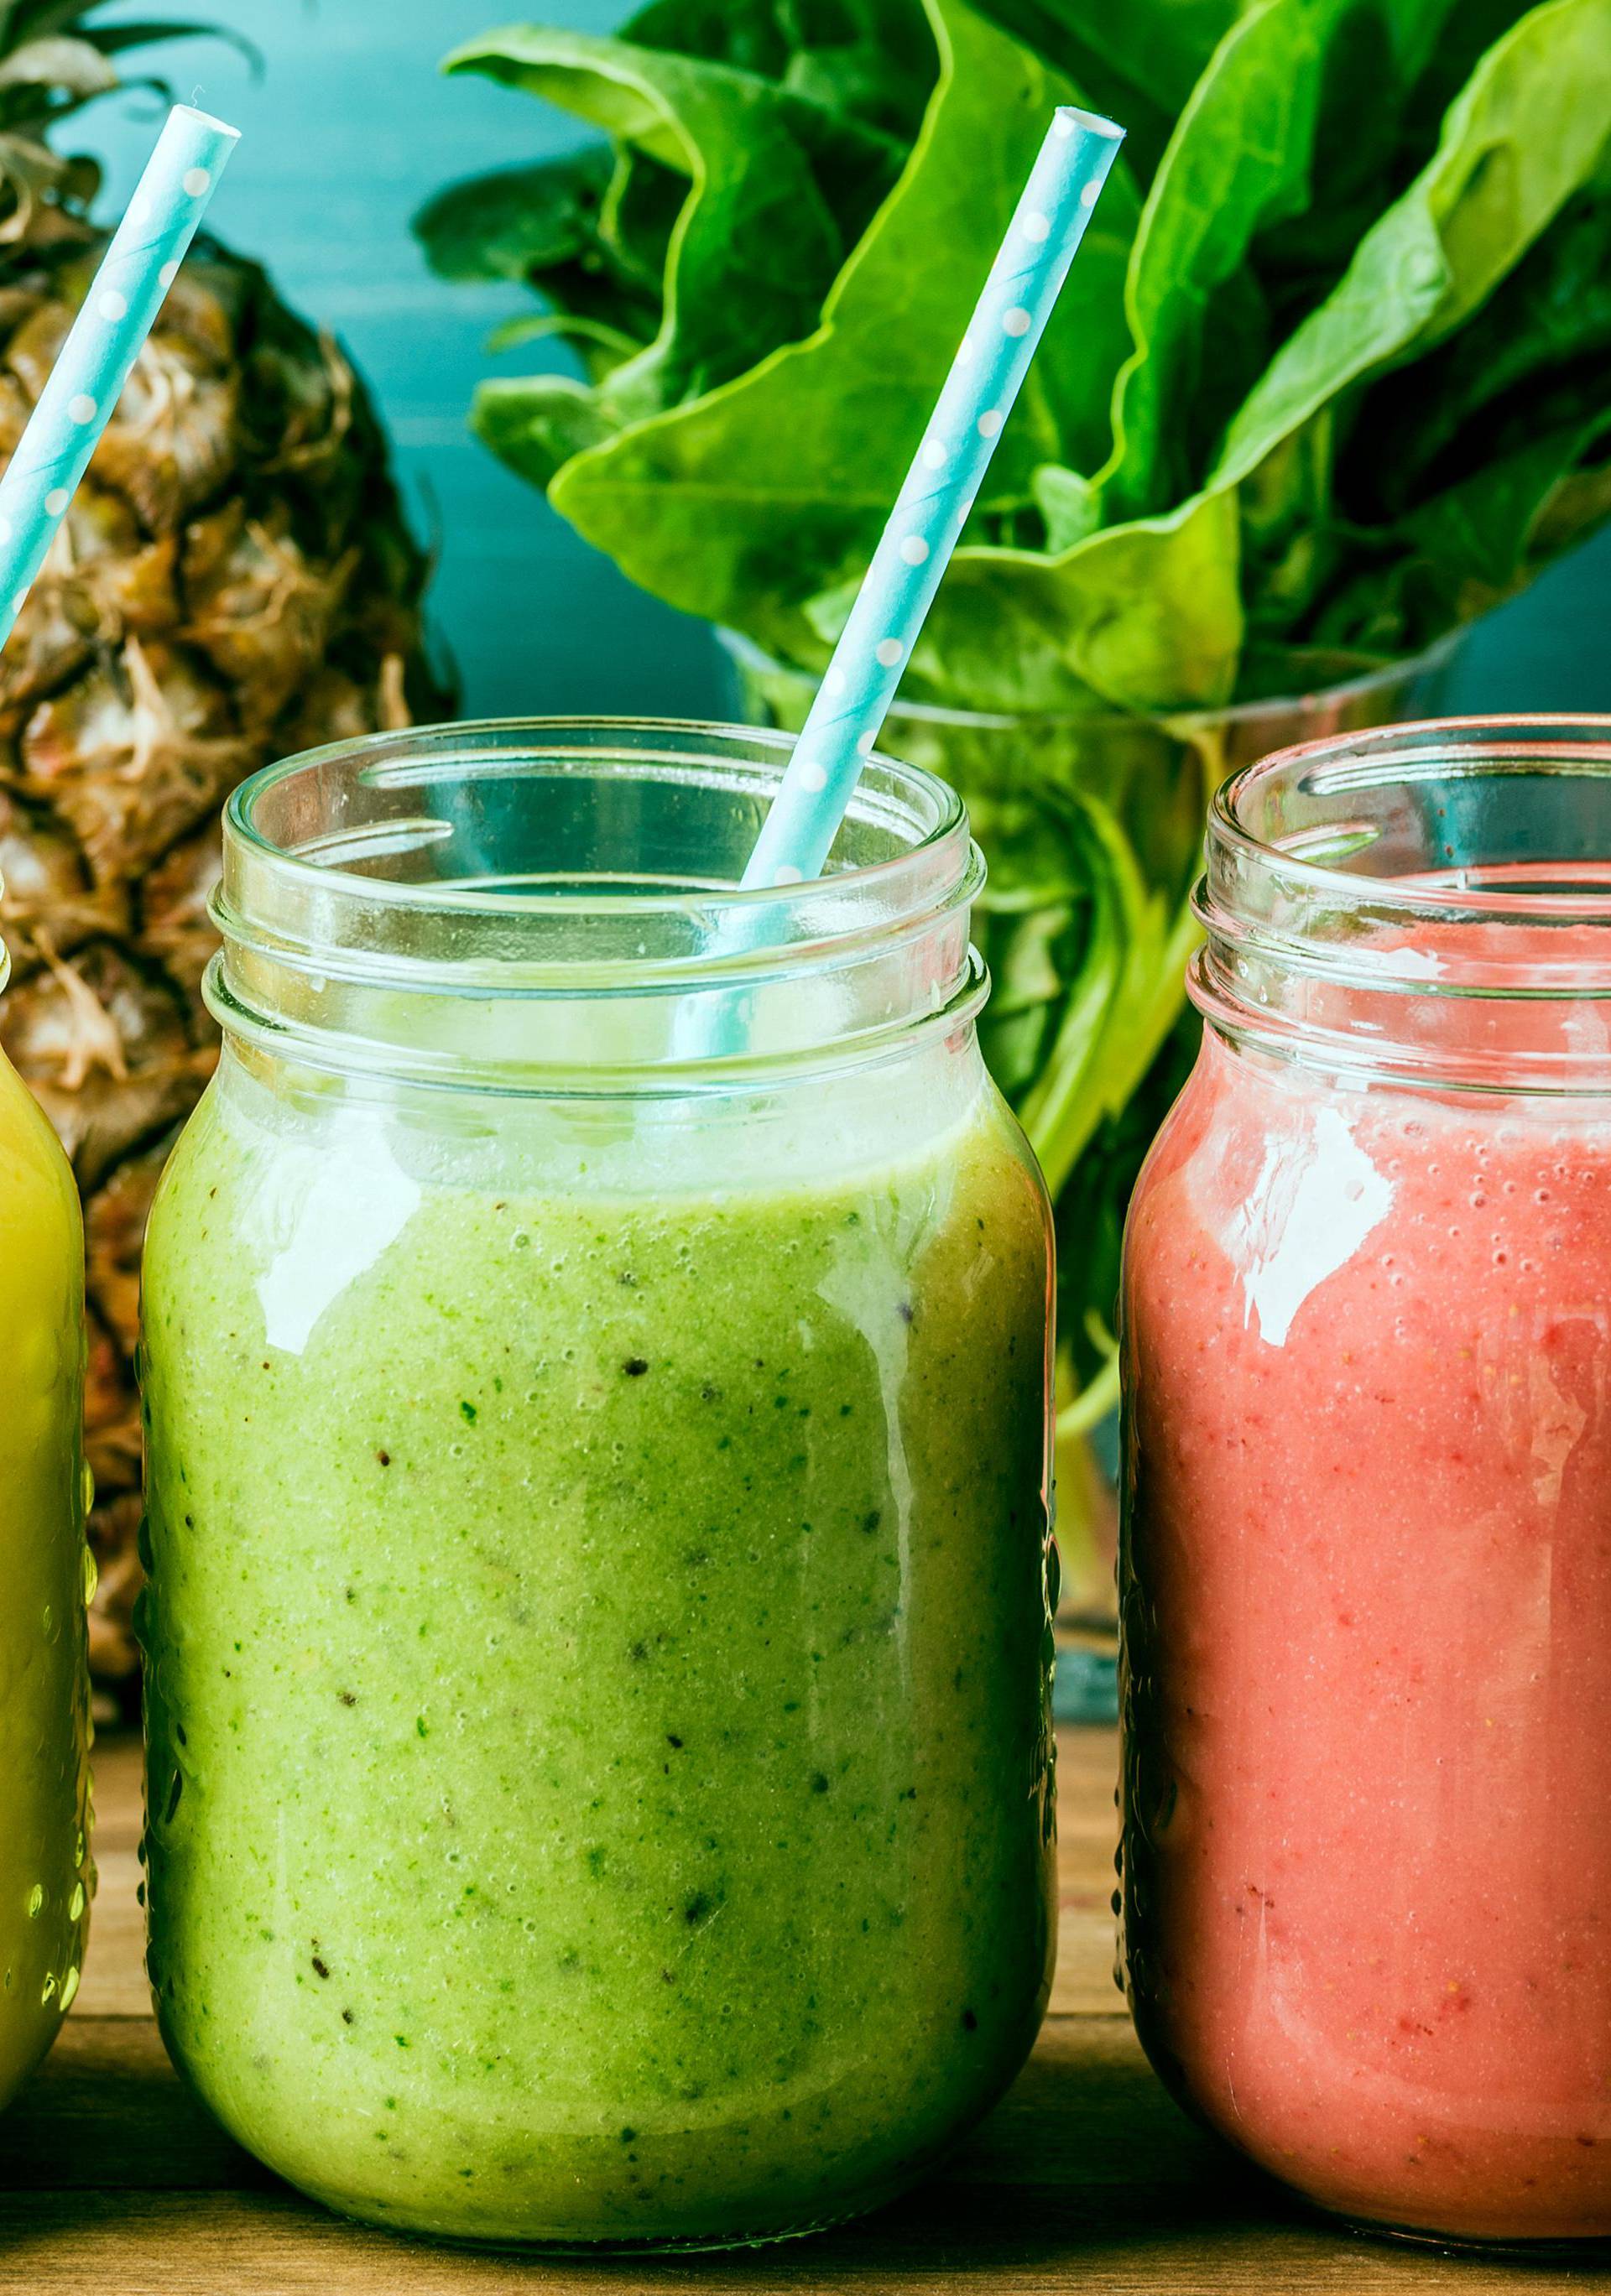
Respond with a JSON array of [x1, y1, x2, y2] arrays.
[[739, 105, 1124, 892], [0, 106, 240, 653]]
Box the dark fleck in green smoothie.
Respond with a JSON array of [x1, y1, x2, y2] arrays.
[[140, 1058, 1055, 2245]]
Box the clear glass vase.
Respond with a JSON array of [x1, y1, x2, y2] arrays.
[[721, 630, 1464, 1714]]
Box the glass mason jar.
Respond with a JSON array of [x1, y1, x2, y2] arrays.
[[1121, 716, 1611, 2249], [0, 944, 93, 2105], [724, 628, 1462, 1696], [138, 720, 1056, 2249]]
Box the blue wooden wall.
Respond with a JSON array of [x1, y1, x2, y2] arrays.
[[83, 0, 1611, 725]]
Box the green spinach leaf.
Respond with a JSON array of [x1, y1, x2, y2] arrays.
[[545, 0, 1140, 665]]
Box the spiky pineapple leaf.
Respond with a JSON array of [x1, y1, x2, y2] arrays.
[[0, 5, 260, 78], [0, 3, 96, 43], [87, 22, 262, 75], [0, 35, 116, 96], [0, 14, 258, 173]]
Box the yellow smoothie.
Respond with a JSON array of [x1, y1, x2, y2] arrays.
[[0, 1039, 92, 2107]]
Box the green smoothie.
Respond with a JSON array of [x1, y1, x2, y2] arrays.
[[140, 1054, 1054, 2245]]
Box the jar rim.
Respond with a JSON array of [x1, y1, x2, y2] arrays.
[[225, 716, 969, 929], [1212, 715, 1611, 926], [1195, 716, 1611, 1095], [211, 717, 988, 1093]]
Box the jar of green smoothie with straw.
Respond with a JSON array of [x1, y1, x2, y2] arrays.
[[138, 105, 1118, 2247], [138, 716, 1056, 2245]]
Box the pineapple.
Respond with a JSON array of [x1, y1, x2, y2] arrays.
[[0, 12, 451, 1700]]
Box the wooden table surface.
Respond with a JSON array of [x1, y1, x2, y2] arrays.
[[4, 1731, 1603, 2294]]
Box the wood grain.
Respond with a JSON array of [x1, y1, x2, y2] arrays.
[[3, 1732, 1598, 2292]]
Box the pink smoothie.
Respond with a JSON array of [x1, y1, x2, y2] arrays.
[[1122, 1026, 1611, 2243]]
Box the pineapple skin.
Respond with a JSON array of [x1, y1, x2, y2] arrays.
[[0, 231, 453, 1698]]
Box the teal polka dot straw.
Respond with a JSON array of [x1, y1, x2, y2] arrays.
[[0, 106, 239, 653], [740, 106, 1124, 893]]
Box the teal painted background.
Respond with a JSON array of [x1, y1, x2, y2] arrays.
[[82, 0, 1611, 723]]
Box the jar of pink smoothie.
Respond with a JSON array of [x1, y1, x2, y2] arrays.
[[1121, 716, 1611, 2252]]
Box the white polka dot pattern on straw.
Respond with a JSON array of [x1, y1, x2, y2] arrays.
[[0, 107, 239, 659], [733, 103, 1124, 909]]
